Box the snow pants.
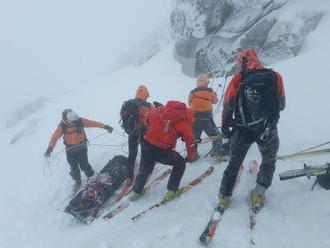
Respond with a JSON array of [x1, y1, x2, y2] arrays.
[[127, 132, 141, 180], [193, 112, 223, 156], [219, 127, 279, 197], [66, 145, 95, 183], [133, 140, 186, 194]]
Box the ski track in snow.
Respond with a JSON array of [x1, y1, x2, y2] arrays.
[[1, 24, 330, 248]]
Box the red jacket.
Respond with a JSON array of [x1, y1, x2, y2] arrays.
[[144, 101, 196, 159]]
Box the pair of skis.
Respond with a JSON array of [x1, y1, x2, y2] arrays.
[[199, 160, 259, 246], [103, 166, 215, 221]]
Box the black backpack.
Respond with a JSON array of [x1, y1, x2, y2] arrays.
[[237, 68, 279, 129], [120, 99, 145, 135], [316, 174, 330, 190]]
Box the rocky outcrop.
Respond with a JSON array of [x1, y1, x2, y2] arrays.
[[171, 0, 325, 77]]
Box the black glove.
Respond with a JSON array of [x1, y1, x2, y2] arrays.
[[260, 125, 275, 142], [221, 126, 232, 139], [153, 101, 164, 108], [44, 147, 53, 158], [104, 125, 113, 134]]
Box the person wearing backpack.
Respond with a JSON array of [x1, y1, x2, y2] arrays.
[[217, 49, 285, 212], [130, 101, 198, 201], [188, 74, 226, 161], [120, 85, 155, 183], [44, 109, 113, 193]]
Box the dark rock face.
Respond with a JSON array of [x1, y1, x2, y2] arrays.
[[171, 0, 325, 77]]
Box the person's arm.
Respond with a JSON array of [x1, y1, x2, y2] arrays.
[[221, 74, 241, 129], [275, 72, 286, 111], [48, 125, 64, 149], [188, 91, 194, 108], [44, 124, 63, 157], [212, 91, 219, 104], [175, 121, 196, 159], [81, 118, 105, 128]]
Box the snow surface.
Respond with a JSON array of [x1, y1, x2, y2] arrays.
[[1, 2, 330, 248]]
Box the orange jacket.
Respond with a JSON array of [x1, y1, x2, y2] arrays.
[[188, 87, 218, 113], [48, 118, 105, 148]]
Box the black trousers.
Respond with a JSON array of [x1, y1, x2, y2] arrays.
[[219, 127, 279, 197], [193, 115, 223, 156], [66, 145, 95, 183], [133, 140, 186, 194], [127, 132, 140, 180]]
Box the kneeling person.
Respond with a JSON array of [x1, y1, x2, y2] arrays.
[[130, 101, 198, 201]]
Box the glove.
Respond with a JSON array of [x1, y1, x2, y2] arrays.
[[104, 125, 113, 134], [221, 126, 232, 139], [185, 154, 200, 163], [260, 125, 275, 142], [185, 146, 199, 163], [44, 147, 53, 158]]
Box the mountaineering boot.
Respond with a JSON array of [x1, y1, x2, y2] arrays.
[[164, 190, 177, 202], [129, 191, 142, 201], [72, 181, 81, 193], [250, 184, 267, 213], [217, 194, 230, 211]]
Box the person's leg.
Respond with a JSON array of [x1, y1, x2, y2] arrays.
[[127, 133, 139, 180], [256, 131, 280, 189], [132, 141, 156, 194], [158, 150, 186, 191], [219, 129, 253, 197], [77, 147, 95, 178], [192, 120, 203, 142], [66, 149, 81, 183], [203, 118, 223, 156]]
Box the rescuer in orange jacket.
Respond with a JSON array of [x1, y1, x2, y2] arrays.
[[44, 109, 113, 192]]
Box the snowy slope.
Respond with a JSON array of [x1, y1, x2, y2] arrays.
[[1, 40, 330, 248]]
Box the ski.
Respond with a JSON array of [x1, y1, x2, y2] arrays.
[[248, 160, 260, 245], [103, 168, 172, 220], [131, 166, 214, 222], [199, 164, 244, 246]]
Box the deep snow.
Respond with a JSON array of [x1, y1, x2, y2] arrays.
[[1, 43, 330, 248], [1, 1, 330, 248]]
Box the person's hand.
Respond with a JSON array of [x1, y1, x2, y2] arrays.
[[104, 125, 113, 134], [221, 126, 232, 139], [260, 124, 275, 142], [185, 154, 200, 163], [44, 147, 53, 158]]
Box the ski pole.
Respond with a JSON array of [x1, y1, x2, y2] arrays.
[[215, 71, 229, 114], [195, 135, 223, 145], [277, 145, 330, 161]]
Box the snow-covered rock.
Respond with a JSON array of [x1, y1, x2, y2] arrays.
[[171, 0, 329, 76]]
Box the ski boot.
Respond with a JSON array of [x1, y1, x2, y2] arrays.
[[129, 191, 142, 201], [164, 190, 177, 202], [250, 184, 266, 214], [72, 181, 81, 194], [216, 194, 230, 212]]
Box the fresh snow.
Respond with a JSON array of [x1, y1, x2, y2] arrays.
[[1, 2, 330, 248]]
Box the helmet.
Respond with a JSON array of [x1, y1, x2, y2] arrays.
[[62, 109, 79, 122]]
